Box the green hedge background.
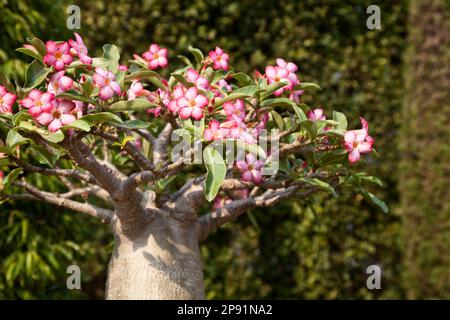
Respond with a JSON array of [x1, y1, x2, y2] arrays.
[[0, 0, 448, 299]]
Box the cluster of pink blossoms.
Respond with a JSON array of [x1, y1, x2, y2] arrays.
[[1, 34, 376, 209], [136, 44, 168, 70], [264, 58, 303, 100], [93, 68, 122, 100], [344, 117, 375, 163], [306, 108, 375, 164], [17, 33, 95, 132]]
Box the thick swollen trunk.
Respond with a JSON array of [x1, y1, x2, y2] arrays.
[[105, 215, 205, 299]]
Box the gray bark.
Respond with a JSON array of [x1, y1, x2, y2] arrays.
[[105, 213, 204, 300]]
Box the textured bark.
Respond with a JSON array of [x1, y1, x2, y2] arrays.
[[105, 213, 205, 300]]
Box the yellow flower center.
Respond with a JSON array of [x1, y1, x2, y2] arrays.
[[105, 78, 111, 86], [55, 51, 62, 59], [189, 99, 196, 107]]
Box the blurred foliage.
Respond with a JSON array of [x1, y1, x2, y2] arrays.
[[0, 0, 70, 81], [400, 0, 450, 299], [0, 0, 425, 299]]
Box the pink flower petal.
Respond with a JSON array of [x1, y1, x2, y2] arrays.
[[348, 149, 360, 163]]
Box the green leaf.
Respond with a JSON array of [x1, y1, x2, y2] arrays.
[[298, 177, 337, 196], [28, 145, 59, 166], [214, 85, 263, 107], [317, 149, 348, 167], [56, 91, 101, 107], [24, 60, 50, 89], [188, 46, 204, 68], [332, 111, 347, 130], [300, 120, 318, 140], [203, 146, 226, 202], [319, 128, 346, 137], [170, 73, 195, 88], [298, 82, 322, 91], [80, 112, 122, 124], [362, 190, 388, 213], [6, 130, 30, 149], [261, 97, 295, 109], [260, 81, 289, 99], [12, 110, 32, 126], [27, 38, 46, 56], [15, 48, 42, 62], [2, 168, 23, 187], [39, 129, 65, 143], [109, 99, 155, 112], [231, 72, 254, 86], [18, 120, 65, 143], [271, 110, 284, 130], [63, 119, 91, 132], [148, 77, 166, 90], [177, 55, 193, 67], [114, 119, 149, 129], [292, 104, 308, 122], [80, 81, 94, 97], [358, 174, 384, 187], [125, 70, 160, 82], [102, 44, 120, 73]]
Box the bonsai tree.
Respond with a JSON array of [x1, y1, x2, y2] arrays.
[[0, 34, 385, 299]]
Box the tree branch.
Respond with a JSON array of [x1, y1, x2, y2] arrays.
[[10, 181, 114, 224], [153, 123, 173, 165], [197, 185, 310, 241]]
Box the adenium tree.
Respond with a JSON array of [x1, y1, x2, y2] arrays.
[[0, 34, 386, 299]]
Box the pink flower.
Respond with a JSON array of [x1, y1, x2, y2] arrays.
[[223, 99, 245, 122], [222, 120, 257, 144], [308, 108, 326, 121], [344, 117, 375, 163], [209, 47, 229, 70], [255, 112, 269, 131], [19, 89, 56, 116], [236, 153, 264, 184], [68, 33, 92, 65], [43, 41, 73, 71], [176, 87, 208, 120], [119, 65, 128, 71], [276, 58, 298, 73], [186, 68, 209, 89], [92, 68, 121, 100], [142, 44, 168, 70], [0, 85, 17, 113], [289, 89, 304, 103], [204, 119, 228, 141], [167, 85, 187, 113], [265, 66, 290, 96], [127, 81, 150, 100], [35, 100, 77, 132], [47, 71, 73, 94], [217, 79, 232, 92], [265, 59, 299, 96]]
